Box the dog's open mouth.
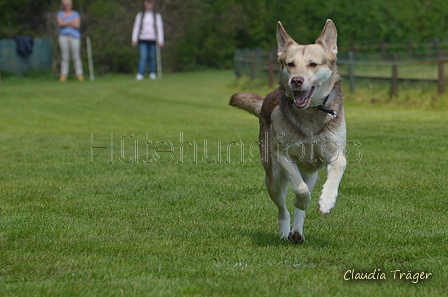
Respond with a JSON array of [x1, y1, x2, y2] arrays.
[[293, 86, 316, 108]]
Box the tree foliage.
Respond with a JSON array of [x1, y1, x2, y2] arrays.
[[1, 0, 447, 73]]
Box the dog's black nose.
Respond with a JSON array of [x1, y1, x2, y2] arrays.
[[291, 76, 304, 88]]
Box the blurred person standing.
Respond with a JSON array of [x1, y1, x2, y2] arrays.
[[132, 0, 164, 81], [57, 0, 84, 82]]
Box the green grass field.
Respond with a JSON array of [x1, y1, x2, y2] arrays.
[[1, 71, 447, 296]]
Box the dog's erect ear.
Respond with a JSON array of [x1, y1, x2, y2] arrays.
[[316, 19, 338, 54], [277, 22, 295, 57]]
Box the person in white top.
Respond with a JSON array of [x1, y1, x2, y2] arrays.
[[131, 0, 164, 80]]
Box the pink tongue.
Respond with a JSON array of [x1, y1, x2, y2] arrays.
[[294, 90, 312, 108]]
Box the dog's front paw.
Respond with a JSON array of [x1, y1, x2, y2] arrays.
[[318, 200, 335, 215], [288, 231, 305, 244]]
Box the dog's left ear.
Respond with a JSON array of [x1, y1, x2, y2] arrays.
[[316, 19, 338, 54]]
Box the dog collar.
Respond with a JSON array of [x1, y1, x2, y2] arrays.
[[315, 94, 338, 118]]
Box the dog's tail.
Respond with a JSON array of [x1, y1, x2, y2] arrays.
[[229, 92, 264, 118]]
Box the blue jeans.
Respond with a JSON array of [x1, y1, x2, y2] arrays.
[[138, 40, 156, 75]]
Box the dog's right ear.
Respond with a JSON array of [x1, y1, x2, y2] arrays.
[[276, 22, 295, 57]]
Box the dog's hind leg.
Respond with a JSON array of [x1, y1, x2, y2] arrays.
[[265, 165, 290, 239]]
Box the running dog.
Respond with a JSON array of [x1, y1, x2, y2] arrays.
[[229, 20, 346, 244]]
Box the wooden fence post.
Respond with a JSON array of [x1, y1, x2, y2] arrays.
[[392, 53, 399, 97], [248, 48, 255, 80], [350, 41, 356, 52], [234, 49, 241, 79], [348, 51, 355, 93], [243, 48, 249, 78], [438, 50, 445, 95], [268, 48, 275, 88], [255, 47, 261, 79], [434, 38, 440, 57]]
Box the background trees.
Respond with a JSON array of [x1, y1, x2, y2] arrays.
[[1, 0, 447, 74]]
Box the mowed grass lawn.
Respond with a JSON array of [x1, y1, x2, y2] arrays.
[[0, 71, 447, 296]]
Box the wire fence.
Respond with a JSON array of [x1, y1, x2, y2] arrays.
[[234, 40, 448, 96]]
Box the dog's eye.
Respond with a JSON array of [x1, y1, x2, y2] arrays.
[[287, 62, 295, 67], [309, 62, 318, 67]]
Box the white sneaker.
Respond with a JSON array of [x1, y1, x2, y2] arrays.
[[136, 73, 144, 81], [149, 73, 157, 80]]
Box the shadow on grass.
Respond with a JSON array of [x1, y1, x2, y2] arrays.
[[240, 230, 331, 248]]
